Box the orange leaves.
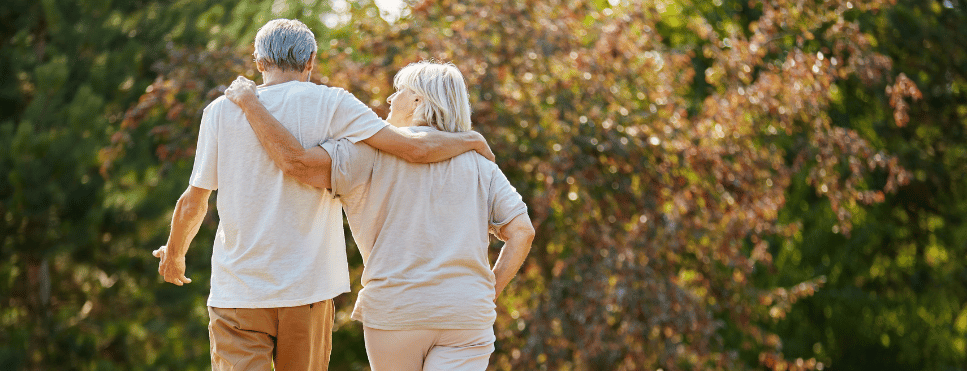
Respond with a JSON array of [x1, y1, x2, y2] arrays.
[[886, 73, 922, 127], [103, 43, 248, 176]]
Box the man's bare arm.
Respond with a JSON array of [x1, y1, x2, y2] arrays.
[[224, 77, 332, 189], [227, 76, 493, 169], [154, 185, 211, 286], [362, 125, 495, 163], [492, 213, 535, 299]]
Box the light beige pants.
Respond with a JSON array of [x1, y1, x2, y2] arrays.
[[363, 326, 496, 371], [207, 300, 334, 371]]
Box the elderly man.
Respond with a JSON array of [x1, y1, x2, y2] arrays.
[[224, 61, 535, 370], [152, 19, 492, 370]]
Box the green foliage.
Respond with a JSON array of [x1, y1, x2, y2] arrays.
[[0, 0, 284, 369], [761, 1, 967, 369]]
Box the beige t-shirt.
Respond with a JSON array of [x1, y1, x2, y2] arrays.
[[321, 127, 528, 330], [190, 81, 387, 308]]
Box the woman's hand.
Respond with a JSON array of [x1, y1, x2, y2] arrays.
[[224, 76, 260, 109]]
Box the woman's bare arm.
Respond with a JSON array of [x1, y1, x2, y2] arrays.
[[492, 213, 535, 299], [224, 77, 332, 189]]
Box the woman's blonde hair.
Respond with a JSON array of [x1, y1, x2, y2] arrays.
[[393, 61, 472, 132]]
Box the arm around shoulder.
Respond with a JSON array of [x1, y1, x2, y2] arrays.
[[277, 146, 332, 189], [224, 77, 333, 189], [239, 98, 333, 188], [362, 126, 495, 163]]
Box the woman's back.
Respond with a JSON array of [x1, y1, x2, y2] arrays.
[[320, 126, 527, 330]]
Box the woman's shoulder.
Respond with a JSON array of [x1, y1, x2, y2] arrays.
[[465, 152, 504, 184]]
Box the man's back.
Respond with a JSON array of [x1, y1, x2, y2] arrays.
[[189, 81, 386, 308]]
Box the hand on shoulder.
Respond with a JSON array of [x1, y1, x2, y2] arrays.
[[224, 76, 259, 108]]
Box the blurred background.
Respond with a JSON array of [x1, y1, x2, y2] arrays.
[[1, 0, 966, 370]]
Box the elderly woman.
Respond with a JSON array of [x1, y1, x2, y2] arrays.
[[225, 61, 534, 371]]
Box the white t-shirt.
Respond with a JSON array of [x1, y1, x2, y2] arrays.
[[189, 80, 388, 308], [321, 127, 528, 330]]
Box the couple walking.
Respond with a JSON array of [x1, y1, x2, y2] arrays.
[[152, 18, 534, 370]]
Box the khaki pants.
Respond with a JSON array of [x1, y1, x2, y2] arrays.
[[363, 326, 495, 371], [208, 300, 334, 371]]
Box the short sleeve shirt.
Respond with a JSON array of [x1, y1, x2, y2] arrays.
[[189, 81, 388, 308], [320, 126, 528, 330]]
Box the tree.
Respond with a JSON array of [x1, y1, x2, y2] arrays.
[[761, 1, 967, 369], [110, 0, 921, 369], [0, 0, 344, 369]]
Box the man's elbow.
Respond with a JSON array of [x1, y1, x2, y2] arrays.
[[176, 193, 207, 219], [400, 145, 430, 163]]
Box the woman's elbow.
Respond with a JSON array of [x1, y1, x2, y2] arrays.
[[521, 227, 536, 246], [510, 220, 536, 245], [279, 160, 303, 178], [283, 157, 329, 188], [280, 153, 314, 179]]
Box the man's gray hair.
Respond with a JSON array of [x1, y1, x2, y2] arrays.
[[253, 19, 317, 72]]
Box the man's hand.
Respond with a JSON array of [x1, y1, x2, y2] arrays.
[[225, 76, 260, 108], [153, 246, 192, 286], [470, 131, 496, 162]]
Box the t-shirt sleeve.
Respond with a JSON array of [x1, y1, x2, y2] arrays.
[[319, 138, 378, 198], [488, 165, 528, 234], [189, 103, 218, 190], [328, 90, 389, 143]]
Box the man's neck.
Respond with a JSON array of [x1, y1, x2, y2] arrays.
[[261, 69, 309, 87]]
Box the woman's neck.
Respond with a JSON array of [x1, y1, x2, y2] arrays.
[[387, 113, 422, 128]]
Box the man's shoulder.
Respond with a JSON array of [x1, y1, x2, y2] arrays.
[[203, 95, 241, 116], [205, 95, 228, 110], [271, 83, 356, 109], [317, 83, 348, 95], [291, 82, 349, 97]]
